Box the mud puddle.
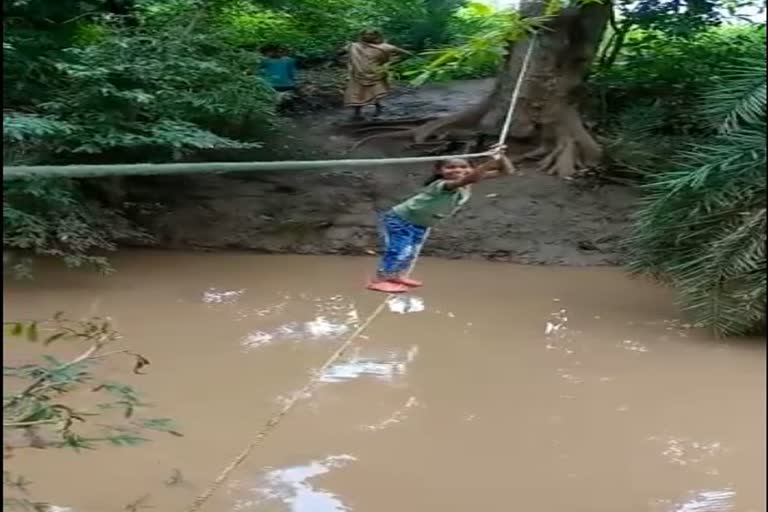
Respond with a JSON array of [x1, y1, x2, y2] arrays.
[[3, 251, 765, 512]]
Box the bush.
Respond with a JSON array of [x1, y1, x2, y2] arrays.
[[590, 24, 765, 175], [396, 2, 538, 84], [3, 3, 278, 272], [3, 178, 150, 276], [215, 0, 464, 61], [4, 14, 276, 163], [628, 47, 766, 336]]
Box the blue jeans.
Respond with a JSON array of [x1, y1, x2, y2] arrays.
[[377, 210, 428, 277]]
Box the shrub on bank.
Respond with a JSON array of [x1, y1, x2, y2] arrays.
[[628, 46, 766, 336]]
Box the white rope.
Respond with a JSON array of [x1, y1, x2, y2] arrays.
[[181, 33, 538, 512], [497, 33, 537, 146], [3, 153, 496, 180]]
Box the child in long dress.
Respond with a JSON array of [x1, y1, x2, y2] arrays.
[[342, 29, 410, 119]]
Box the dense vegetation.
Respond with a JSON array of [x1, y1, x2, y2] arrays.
[[3, 0, 766, 336]]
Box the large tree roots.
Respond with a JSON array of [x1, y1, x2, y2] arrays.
[[342, 113, 602, 178]]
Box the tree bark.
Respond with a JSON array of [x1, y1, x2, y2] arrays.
[[359, 0, 612, 178]]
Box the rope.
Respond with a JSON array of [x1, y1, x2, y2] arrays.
[[3, 153, 494, 181], [497, 34, 537, 147], [5, 34, 536, 182]]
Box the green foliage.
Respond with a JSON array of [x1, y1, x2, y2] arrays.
[[593, 25, 764, 131], [3, 177, 150, 276], [628, 49, 766, 336], [592, 24, 765, 175], [3, 1, 278, 271], [4, 13, 276, 160], [3, 315, 178, 511], [213, 0, 465, 61], [398, 2, 546, 84], [376, 0, 467, 50]]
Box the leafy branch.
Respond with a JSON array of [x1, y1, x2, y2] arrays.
[[3, 315, 179, 511]]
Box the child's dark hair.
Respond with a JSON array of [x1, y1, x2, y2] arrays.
[[260, 44, 282, 56], [423, 158, 472, 186], [423, 161, 445, 186]]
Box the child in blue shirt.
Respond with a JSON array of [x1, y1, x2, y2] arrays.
[[259, 45, 297, 92]]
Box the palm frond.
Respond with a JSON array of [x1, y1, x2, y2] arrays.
[[700, 49, 767, 134], [628, 48, 766, 336]]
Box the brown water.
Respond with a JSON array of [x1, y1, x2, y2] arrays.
[[3, 252, 765, 512]]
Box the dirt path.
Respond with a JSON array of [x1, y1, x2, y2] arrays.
[[126, 79, 639, 265]]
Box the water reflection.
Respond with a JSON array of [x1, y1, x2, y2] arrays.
[[387, 296, 425, 314], [652, 488, 737, 511], [202, 288, 245, 304], [320, 346, 419, 383], [363, 396, 420, 431], [620, 339, 650, 353], [544, 308, 576, 354], [649, 436, 725, 474], [241, 295, 360, 350], [231, 455, 355, 512]]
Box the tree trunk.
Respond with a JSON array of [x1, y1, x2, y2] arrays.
[[409, 0, 612, 177]]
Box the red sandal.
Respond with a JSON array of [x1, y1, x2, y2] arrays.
[[390, 276, 423, 288], [366, 280, 409, 293]]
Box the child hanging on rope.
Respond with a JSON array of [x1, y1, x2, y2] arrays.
[[368, 145, 514, 293]]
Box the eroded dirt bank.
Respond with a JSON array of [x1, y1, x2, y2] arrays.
[[123, 79, 638, 265]]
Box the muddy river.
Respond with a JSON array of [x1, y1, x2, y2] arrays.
[[3, 251, 765, 512]]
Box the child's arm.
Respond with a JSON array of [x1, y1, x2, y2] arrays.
[[392, 46, 413, 57], [442, 145, 512, 189], [382, 43, 413, 57]]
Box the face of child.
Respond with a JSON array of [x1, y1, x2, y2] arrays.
[[440, 159, 472, 181], [361, 30, 382, 44]]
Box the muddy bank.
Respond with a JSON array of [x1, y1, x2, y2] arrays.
[[123, 79, 639, 266]]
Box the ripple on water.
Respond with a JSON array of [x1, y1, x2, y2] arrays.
[[231, 455, 355, 512], [387, 295, 425, 314], [240, 296, 360, 351], [319, 346, 419, 384], [362, 396, 420, 431], [649, 435, 726, 475], [544, 308, 577, 354], [652, 488, 737, 512], [202, 288, 245, 304]]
